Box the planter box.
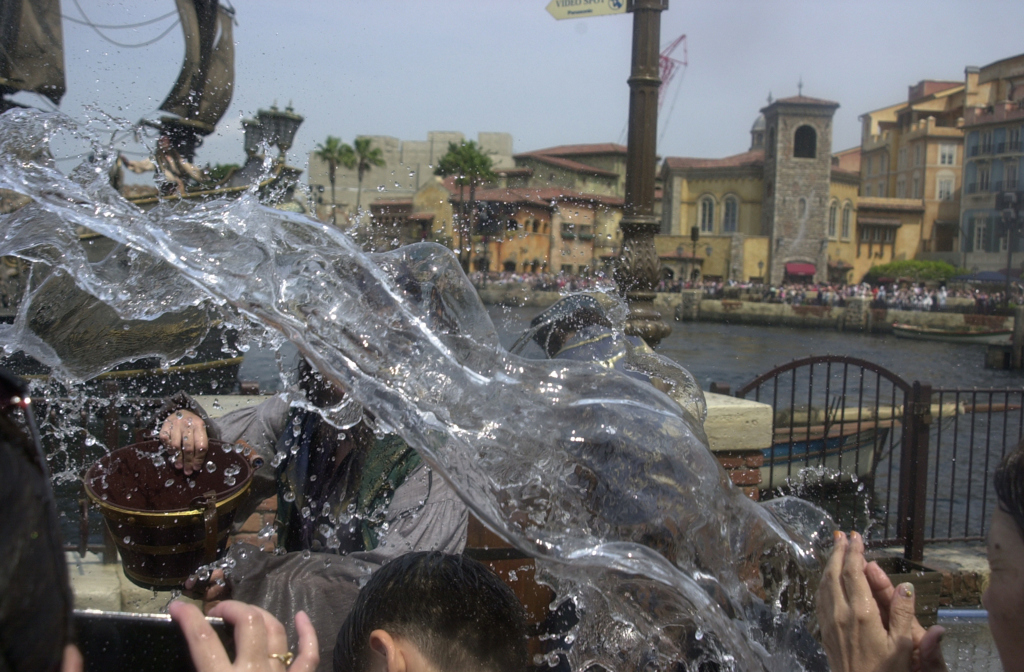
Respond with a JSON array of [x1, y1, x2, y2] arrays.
[[872, 557, 942, 627]]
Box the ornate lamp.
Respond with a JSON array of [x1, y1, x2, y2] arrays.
[[242, 118, 264, 157], [257, 103, 304, 160]]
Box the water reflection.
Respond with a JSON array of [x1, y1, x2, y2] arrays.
[[1, 109, 834, 671]]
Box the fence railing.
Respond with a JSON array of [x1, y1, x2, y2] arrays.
[[737, 355, 1023, 560], [926, 388, 1024, 543]]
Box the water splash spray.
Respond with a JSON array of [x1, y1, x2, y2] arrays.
[[0, 109, 836, 671]]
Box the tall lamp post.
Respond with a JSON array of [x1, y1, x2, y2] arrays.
[[998, 191, 1024, 307], [613, 0, 671, 346]]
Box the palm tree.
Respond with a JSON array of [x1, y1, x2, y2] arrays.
[[313, 136, 354, 225], [351, 137, 385, 215], [434, 141, 497, 270]]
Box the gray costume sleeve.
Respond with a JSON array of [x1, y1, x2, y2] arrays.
[[224, 463, 468, 672]]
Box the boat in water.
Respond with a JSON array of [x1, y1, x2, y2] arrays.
[[762, 425, 890, 490], [891, 322, 1012, 345]]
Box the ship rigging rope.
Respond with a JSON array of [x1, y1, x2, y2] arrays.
[[67, 0, 181, 49]]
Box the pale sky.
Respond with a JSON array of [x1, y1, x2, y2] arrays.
[[29, 0, 1024, 179]]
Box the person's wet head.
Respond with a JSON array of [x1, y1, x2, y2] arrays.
[[333, 552, 528, 672], [298, 358, 347, 409]]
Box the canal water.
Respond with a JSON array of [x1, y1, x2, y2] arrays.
[[242, 305, 1024, 393]]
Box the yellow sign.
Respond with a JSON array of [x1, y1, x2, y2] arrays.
[[546, 0, 627, 20]]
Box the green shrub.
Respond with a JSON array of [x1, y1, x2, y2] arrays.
[[861, 260, 963, 283]]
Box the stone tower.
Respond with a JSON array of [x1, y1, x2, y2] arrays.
[[760, 95, 840, 284]]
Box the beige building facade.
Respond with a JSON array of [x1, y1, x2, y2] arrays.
[[307, 131, 514, 223]]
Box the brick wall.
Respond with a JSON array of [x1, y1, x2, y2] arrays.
[[714, 449, 764, 500], [229, 496, 278, 552]]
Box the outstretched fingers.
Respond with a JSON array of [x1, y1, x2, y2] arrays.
[[207, 601, 269, 668], [169, 601, 231, 672], [817, 531, 848, 622], [886, 582, 918, 667], [292, 611, 320, 672], [841, 531, 879, 620]]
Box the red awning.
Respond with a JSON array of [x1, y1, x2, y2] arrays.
[[785, 262, 817, 276]]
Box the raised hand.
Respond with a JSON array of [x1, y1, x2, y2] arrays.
[[817, 531, 922, 672], [159, 409, 209, 475], [169, 600, 319, 672]]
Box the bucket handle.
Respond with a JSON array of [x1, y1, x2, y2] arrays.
[[200, 490, 218, 564]]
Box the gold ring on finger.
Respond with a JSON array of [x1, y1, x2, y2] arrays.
[[269, 652, 294, 667]]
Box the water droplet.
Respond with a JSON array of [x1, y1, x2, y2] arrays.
[[165, 478, 175, 487], [283, 490, 296, 503], [205, 460, 216, 473], [123, 536, 131, 544]]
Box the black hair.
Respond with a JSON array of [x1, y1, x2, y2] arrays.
[[0, 369, 73, 672], [994, 438, 1024, 539], [333, 552, 528, 672]]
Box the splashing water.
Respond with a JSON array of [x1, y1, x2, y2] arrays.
[[0, 109, 837, 671]]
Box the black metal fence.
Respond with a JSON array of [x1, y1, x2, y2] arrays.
[[926, 388, 1024, 543], [737, 355, 1023, 559]]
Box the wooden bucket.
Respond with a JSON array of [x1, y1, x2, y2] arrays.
[[84, 439, 252, 590]]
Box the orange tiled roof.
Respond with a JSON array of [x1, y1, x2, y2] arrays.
[[521, 142, 628, 156], [461, 186, 624, 209], [513, 153, 620, 178], [371, 198, 413, 208], [663, 149, 764, 171]]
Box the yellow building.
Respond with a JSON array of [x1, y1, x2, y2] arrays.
[[859, 81, 967, 257], [659, 95, 915, 284]]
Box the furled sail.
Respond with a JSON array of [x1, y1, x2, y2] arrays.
[[158, 0, 234, 133], [0, 0, 65, 105]]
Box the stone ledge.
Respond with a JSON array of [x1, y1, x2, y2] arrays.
[[869, 544, 989, 608], [703, 392, 773, 452], [67, 551, 202, 613]]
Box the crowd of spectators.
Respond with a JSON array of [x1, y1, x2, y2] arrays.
[[468, 270, 615, 293], [469, 270, 1024, 314]]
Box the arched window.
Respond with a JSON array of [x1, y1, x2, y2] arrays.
[[767, 127, 776, 159], [794, 125, 817, 158], [700, 196, 716, 233], [798, 197, 808, 219], [699, 197, 715, 233], [723, 196, 738, 232], [841, 203, 852, 239], [828, 201, 838, 238]]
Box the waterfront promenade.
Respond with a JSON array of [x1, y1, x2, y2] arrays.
[[476, 285, 1017, 335]]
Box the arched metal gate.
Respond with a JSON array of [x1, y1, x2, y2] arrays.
[[736, 355, 933, 560]]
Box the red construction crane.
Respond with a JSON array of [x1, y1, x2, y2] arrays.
[[659, 34, 688, 109]]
